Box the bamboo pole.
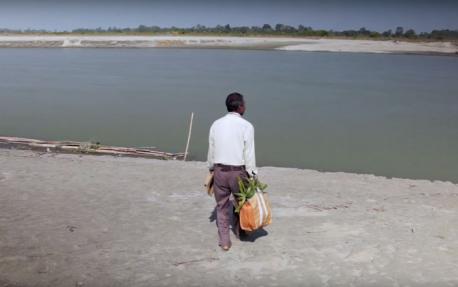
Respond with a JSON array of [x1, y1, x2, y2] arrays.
[[0, 136, 184, 160], [184, 112, 194, 161]]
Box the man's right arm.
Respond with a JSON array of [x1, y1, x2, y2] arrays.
[[207, 125, 215, 172]]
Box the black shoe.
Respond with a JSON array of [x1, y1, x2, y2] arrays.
[[234, 227, 248, 240]]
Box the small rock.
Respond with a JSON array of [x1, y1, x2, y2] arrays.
[[66, 225, 77, 232]]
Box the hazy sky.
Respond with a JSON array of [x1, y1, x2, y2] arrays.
[[0, 0, 457, 32]]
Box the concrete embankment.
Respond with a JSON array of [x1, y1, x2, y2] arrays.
[[1, 149, 457, 286]]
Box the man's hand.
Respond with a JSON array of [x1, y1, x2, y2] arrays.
[[249, 171, 257, 181], [252, 173, 258, 181]]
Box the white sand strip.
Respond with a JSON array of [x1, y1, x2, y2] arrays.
[[277, 38, 458, 54]]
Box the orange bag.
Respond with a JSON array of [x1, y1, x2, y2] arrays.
[[240, 189, 272, 232]]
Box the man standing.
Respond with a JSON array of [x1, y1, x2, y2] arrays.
[[207, 92, 257, 251]]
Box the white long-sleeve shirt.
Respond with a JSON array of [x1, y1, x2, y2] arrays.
[[207, 112, 257, 175]]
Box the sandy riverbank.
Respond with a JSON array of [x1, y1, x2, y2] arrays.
[[1, 148, 458, 286], [0, 35, 456, 55]]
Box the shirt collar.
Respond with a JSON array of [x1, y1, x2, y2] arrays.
[[227, 112, 242, 117]]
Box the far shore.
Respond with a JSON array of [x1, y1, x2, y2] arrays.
[[0, 35, 457, 55]]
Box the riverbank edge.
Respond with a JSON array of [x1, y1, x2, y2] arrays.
[[1, 144, 456, 187]]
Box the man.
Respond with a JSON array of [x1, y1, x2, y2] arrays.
[[207, 92, 257, 251]]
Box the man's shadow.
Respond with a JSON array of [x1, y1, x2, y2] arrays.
[[209, 207, 268, 242]]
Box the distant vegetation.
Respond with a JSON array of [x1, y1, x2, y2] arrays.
[[1, 25, 458, 41]]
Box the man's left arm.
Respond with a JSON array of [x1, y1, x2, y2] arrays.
[[244, 124, 258, 176]]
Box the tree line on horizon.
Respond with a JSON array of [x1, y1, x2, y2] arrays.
[[1, 24, 457, 40]]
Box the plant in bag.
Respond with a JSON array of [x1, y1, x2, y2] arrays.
[[234, 177, 268, 213]]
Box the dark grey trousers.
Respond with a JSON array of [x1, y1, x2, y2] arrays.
[[213, 165, 248, 247]]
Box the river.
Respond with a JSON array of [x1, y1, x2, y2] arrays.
[[1, 48, 457, 182]]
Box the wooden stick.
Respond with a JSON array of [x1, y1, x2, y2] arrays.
[[184, 112, 194, 161]]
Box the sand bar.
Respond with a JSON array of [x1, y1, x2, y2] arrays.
[[0, 35, 456, 55], [1, 148, 457, 286]]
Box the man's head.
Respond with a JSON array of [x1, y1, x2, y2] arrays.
[[225, 92, 245, 116]]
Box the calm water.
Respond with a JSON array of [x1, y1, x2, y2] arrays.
[[1, 48, 457, 182]]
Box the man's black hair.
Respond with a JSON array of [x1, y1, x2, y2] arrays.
[[225, 92, 244, 112]]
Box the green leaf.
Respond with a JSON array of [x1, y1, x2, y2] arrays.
[[235, 176, 268, 213]]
